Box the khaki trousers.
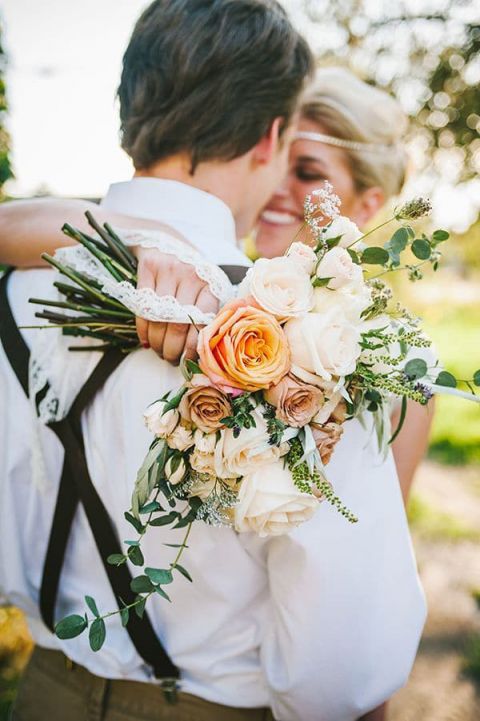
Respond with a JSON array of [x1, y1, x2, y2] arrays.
[[11, 647, 275, 721]]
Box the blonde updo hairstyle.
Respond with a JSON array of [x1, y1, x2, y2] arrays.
[[300, 67, 408, 199]]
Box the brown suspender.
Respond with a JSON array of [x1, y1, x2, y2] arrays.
[[0, 264, 248, 683]]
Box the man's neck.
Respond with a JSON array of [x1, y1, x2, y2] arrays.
[[134, 154, 249, 225]]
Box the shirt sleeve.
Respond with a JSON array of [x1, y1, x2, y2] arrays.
[[257, 433, 426, 721]]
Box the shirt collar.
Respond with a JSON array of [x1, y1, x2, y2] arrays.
[[101, 177, 240, 263]]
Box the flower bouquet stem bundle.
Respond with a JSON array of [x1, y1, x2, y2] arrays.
[[30, 189, 479, 654]]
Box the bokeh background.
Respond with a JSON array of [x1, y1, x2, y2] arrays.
[[1, 1, 479, 719]]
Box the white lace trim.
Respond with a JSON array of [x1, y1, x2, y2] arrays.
[[53, 228, 235, 325]]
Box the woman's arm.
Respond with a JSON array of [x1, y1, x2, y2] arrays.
[[391, 399, 435, 505], [0, 197, 218, 363], [0, 198, 187, 267]]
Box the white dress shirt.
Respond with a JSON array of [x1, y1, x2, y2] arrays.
[[0, 178, 426, 720]]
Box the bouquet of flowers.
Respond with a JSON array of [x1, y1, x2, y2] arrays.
[[31, 187, 480, 650]]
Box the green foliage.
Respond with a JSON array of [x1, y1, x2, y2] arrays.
[[407, 494, 480, 542], [88, 618, 106, 652], [0, 24, 13, 197], [462, 635, 480, 683], [55, 614, 88, 640]]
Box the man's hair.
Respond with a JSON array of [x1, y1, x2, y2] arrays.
[[118, 0, 313, 170]]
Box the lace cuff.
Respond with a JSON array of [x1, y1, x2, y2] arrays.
[[54, 228, 236, 325]]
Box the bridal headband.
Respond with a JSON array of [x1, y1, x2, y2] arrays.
[[294, 130, 396, 154]]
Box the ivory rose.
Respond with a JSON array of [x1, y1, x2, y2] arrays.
[[315, 246, 364, 291], [189, 448, 216, 477], [143, 401, 179, 438], [193, 428, 217, 454], [311, 422, 344, 465], [168, 425, 194, 451], [238, 256, 314, 321], [215, 408, 288, 478], [314, 281, 372, 322], [324, 216, 363, 248], [286, 241, 317, 274], [264, 374, 324, 427], [234, 461, 318, 537], [179, 374, 231, 432], [197, 298, 290, 394], [284, 308, 362, 381], [164, 456, 187, 485]]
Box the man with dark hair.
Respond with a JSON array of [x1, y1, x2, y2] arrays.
[[0, 2, 322, 720]]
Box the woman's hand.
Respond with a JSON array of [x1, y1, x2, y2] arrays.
[[135, 246, 219, 364]]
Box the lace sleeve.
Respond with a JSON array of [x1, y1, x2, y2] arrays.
[[54, 228, 236, 325]]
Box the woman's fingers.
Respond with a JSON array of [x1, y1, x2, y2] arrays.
[[183, 285, 220, 360], [161, 277, 207, 364]]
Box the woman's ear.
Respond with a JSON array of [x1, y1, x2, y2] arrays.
[[354, 186, 385, 226]]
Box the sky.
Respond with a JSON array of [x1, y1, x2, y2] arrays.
[[2, 0, 479, 232]]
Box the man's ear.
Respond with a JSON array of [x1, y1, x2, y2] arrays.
[[355, 186, 385, 226], [251, 117, 283, 165]]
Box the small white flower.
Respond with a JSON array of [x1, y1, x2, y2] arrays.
[[168, 425, 194, 451], [165, 456, 187, 485], [144, 401, 179, 438]]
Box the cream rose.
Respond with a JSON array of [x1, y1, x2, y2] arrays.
[[314, 282, 372, 322], [168, 425, 194, 451], [284, 309, 362, 381], [215, 408, 287, 478], [234, 461, 318, 536], [315, 246, 364, 291], [264, 373, 324, 427], [143, 401, 179, 438], [189, 448, 216, 477], [179, 374, 231, 432], [324, 216, 363, 248], [286, 242, 317, 274], [193, 429, 217, 454], [164, 456, 187, 485], [238, 256, 314, 321]]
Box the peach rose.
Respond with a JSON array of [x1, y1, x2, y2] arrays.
[[197, 299, 290, 394], [264, 374, 324, 427], [311, 422, 344, 465], [179, 374, 232, 432]]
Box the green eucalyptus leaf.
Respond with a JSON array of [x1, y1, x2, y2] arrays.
[[149, 512, 178, 527], [473, 370, 480, 387], [435, 370, 457, 388], [89, 618, 106, 652], [134, 596, 147, 619], [387, 227, 409, 253], [432, 229, 449, 242], [107, 554, 126, 566], [155, 586, 172, 603], [411, 238, 431, 260], [312, 276, 333, 288], [124, 511, 145, 534], [130, 575, 154, 594], [139, 500, 162, 515], [145, 567, 173, 585], [174, 564, 193, 582], [85, 596, 99, 618], [184, 359, 203, 375], [55, 614, 88, 640], [120, 606, 129, 628], [127, 544, 144, 567], [404, 358, 428, 379], [361, 247, 389, 265], [325, 235, 342, 249], [346, 248, 361, 265]]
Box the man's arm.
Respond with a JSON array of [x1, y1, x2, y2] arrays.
[[0, 198, 219, 362]]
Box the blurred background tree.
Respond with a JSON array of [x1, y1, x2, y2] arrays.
[[0, 19, 13, 199]]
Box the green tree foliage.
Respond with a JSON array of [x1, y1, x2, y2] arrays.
[[0, 20, 13, 198]]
